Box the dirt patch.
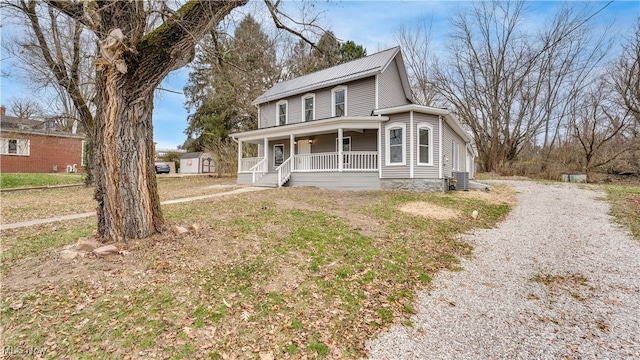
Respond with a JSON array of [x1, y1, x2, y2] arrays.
[[399, 201, 462, 220]]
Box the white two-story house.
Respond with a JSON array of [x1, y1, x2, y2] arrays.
[[230, 47, 475, 192]]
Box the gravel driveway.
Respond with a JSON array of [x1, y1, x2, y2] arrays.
[[367, 180, 640, 359]]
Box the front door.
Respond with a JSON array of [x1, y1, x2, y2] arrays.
[[297, 140, 311, 155], [274, 144, 284, 167]]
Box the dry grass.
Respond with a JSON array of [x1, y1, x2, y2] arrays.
[[1, 179, 514, 359], [0, 176, 238, 225]]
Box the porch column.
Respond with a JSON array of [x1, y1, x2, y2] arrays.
[[290, 134, 295, 171], [338, 128, 343, 172], [264, 137, 269, 166], [237, 140, 243, 172]]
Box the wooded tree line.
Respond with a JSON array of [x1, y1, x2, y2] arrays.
[[399, 2, 639, 179]]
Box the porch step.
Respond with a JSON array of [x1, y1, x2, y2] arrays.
[[254, 173, 279, 188]]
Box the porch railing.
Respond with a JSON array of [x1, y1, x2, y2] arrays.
[[276, 156, 292, 187], [240, 157, 261, 173], [294, 151, 378, 172], [250, 157, 268, 183]]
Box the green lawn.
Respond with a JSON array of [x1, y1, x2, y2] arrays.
[[0, 173, 85, 189]]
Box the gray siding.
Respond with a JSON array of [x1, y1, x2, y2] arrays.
[[379, 59, 412, 109], [412, 113, 440, 179], [267, 140, 292, 171], [288, 172, 380, 190], [441, 122, 468, 177], [309, 129, 378, 153], [347, 77, 376, 117], [237, 173, 253, 185], [381, 113, 410, 178], [259, 102, 276, 128], [257, 77, 376, 128]]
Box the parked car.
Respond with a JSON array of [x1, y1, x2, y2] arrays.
[[155, 163, 170, 174]]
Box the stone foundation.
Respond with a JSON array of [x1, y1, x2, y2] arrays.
[[380, 178, 446, 193]]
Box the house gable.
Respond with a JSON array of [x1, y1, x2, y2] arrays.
[[255, 47, 413, 129]]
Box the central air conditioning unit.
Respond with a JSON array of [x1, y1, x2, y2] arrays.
[[452, 171, 469, 191]]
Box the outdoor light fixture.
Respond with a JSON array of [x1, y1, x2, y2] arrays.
[[308, 138, 313, 144]]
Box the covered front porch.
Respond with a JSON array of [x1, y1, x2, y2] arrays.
[[231, 117, 386, 188]]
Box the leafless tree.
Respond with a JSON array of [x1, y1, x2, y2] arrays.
[[395, 18, 442, 107], [4, 0, 320, 241], [5, 98, 43, 119], [431, 1, 612, 172], [611, 20, 640, 125], [571, 76, 632, 179]]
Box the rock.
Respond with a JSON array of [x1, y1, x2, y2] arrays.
[[93, 244, 119, 257], [259, 352, 274, 360], [76, 237, 103, 251], [10, 299, 24, 310], [190, 223, 201, 233], [60, 249, 79, 260], [172, 225, 189, 236]]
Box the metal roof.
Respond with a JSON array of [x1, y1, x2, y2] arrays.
[[253, 47, 401, 105]]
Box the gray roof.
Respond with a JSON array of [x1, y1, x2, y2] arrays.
[[253, 47, 402, 105], [181, 152, 203, 159]]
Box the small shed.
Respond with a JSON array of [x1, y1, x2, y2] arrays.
[[179, 152, 215, 174]]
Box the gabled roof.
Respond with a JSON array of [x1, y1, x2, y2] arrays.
[[254, 47, 407, 105]]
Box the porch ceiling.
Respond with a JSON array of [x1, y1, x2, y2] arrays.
[[230, 116, 387, 144]]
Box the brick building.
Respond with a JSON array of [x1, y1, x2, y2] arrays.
[[0, 105, 85, 173]]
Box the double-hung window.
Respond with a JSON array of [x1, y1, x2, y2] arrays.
[[332, 86, 347, 117], [1, 138, 30, 155], [303, 94, 315, 122], [277, 100, 288, 126], [385, 123, 406, 165], [417, 124, 433, 165]]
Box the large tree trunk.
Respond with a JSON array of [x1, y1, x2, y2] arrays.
[[93, 67, 163, 240]]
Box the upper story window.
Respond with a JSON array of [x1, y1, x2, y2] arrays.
[[417, 124, 433, 165], [385, 123, 406, 166], [1, 138, 30, 156], [332, 86, 347, 117], [276, 100, 288, 126], [302, 94, 315, 122]]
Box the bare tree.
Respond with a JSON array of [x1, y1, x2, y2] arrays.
[[571, 77, 632, 180], [611, 20, 640, 124], [431, 1, 611, 172], [4, 0, 319, 241], [395, 18, 441, 107], [6, 98, 43, 119]]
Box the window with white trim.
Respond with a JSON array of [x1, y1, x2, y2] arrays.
[[1, 138, 30, 155], [385, 123, 406, 165], [274, 144, 284, 167], [332, 86, 347, 117], [417, 124, 433, 165], [302, 94, 315, 122], [276, 100, 288, 126]]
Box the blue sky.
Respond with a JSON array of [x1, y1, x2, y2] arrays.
[[1, 1, 638, 149]]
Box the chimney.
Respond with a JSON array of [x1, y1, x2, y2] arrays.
[[0, 105, 5, 116]]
